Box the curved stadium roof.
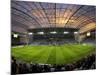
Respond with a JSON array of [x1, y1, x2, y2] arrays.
[[11, 1, 96, 34]]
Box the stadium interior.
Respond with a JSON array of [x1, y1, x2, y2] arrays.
[[11, 1, 96, 74]]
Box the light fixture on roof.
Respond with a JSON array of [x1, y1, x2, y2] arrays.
[[13, 34, 18, 38], [69, 20, 75, 23], [28, 32, 33, 35], [50, 31, 57, 34], [87, 32, 91, 37], [37, 32, 44, 35], [64, 31, 69, 34], [74, 31, 78, 34]]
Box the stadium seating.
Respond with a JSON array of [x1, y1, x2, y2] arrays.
[[11, 53, 96, 74]]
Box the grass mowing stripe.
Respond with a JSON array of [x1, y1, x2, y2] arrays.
[[58, 44, 95, 64], [45, 46, 55, 64], [12, 44, 95, 64], [61, 46, 78, 64], [30, 47, 48, 63], [46, 47, 56, 64], [56, 46, 66, 64], [64, 45, 95, 64], [12, 46, 48, 63], [36, 47, 52, 64]]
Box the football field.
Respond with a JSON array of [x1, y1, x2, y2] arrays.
[[11, 44, 95, 65]]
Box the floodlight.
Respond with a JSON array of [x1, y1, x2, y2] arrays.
[[13, 34, 18, 38], [37, 32, 44, 35], [28, 32, 33, 35], [50, 31, 57, 34], [64, 31, 69, 34], [87, 32, 91, 36], [74, 31, 78, 34]]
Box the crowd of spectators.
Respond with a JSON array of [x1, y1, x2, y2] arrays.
[[30, 39, 77, 46], [11, 53, 96, 74]]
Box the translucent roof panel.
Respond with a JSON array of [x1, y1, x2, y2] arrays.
[[11, 1, 96, 33]]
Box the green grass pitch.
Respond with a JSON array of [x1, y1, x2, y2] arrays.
[[11, 44, 95, 65]]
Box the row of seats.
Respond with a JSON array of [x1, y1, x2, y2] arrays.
[[11, 53, 96, 74]]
